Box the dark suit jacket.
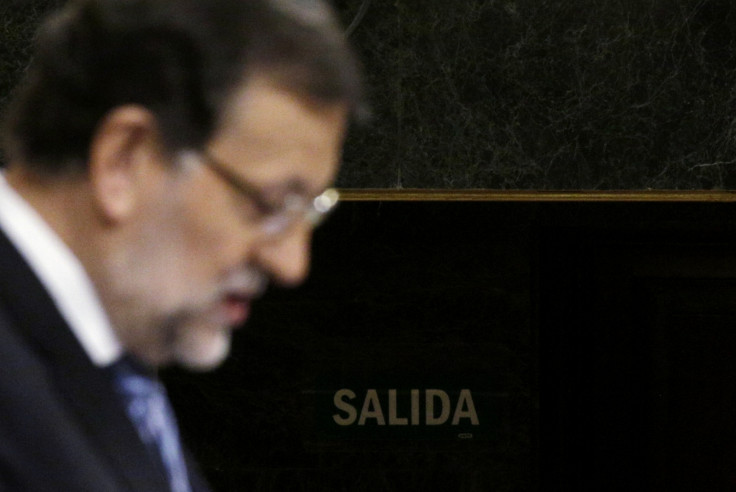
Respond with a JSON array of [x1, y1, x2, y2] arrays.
[[0, 229, 212, 491]]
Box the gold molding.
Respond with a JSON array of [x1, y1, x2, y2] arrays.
[[338, 189, 736, 202]]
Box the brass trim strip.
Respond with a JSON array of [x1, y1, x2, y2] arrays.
[[338, 189, 736, 202]]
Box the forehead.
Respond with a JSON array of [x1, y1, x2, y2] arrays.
[[207, 75, 348, 193]]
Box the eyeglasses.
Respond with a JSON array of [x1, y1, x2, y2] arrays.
[[188, 150, 340, 237]]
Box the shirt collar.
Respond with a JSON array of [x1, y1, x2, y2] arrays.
[[0, 172, 122, 366]]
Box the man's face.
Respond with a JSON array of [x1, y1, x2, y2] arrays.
[[107, 77, 348, 370]]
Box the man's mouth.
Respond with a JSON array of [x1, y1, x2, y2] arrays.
[[223, 294, 252, 326], [219, 269, 268, 326]]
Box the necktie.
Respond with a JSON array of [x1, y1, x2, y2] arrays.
[[110, 357, 191, 492]]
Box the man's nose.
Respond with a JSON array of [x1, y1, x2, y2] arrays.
[[254, 225, 312, 287]]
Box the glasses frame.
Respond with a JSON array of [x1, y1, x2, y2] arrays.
[[195, 150, 340, 237]]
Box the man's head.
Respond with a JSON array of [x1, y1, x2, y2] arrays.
[[2, 0, 363, 370]]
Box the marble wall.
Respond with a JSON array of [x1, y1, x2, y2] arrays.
[[4, 1, 736, 189], [336, 0, 736, 189]]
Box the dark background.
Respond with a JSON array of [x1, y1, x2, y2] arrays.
[[162, 200, 736, 491], [165, 201, 537, 491]]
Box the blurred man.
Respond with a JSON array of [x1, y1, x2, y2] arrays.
[[0, 0, 363, 489]]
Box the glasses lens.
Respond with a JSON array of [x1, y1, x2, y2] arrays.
[[313, 189, 339, 214]]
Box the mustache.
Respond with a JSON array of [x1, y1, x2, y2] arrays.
[[219, 268, 269, 298]]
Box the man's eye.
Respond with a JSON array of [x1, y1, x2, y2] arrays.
[[234, 193, 281, 223]]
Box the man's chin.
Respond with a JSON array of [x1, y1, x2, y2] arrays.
[[174, 327, 233, 371]]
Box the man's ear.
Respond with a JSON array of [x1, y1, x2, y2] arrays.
[[87, 105, 163, 223]]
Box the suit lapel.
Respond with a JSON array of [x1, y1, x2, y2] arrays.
[[0, 229, 171, 490]]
